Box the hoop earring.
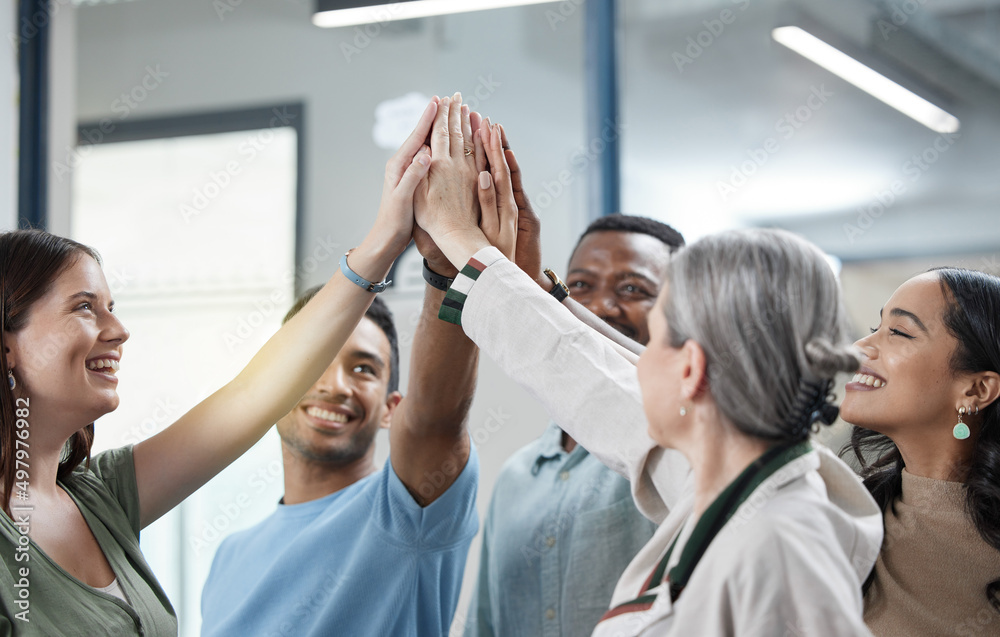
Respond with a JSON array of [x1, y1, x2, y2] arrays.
[[7, 370, 14, 391], [953, 407, 971, 440]]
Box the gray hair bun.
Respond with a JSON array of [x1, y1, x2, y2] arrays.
[[804, 338, 861, 378]]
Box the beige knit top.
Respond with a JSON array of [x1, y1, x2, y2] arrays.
[[864, 469, 1000, 636]]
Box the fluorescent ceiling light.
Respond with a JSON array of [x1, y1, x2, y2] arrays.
[[772, 26, 960, 134], [314, 0, 558, 28]]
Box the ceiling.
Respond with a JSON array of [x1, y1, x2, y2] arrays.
[[618, 0, 1000, 260]]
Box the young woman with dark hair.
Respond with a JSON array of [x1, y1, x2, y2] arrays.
[[841, 267, 1000, 636]]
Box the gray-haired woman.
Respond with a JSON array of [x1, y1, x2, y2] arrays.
[[416, 144, 882, 637]]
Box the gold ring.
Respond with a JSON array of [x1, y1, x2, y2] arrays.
[[464, 147, 474, 156]]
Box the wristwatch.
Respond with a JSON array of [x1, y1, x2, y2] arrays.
[[543, 268, 570, 302], [423, 259, 455, 291]]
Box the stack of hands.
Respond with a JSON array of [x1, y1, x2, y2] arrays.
[[361, 92, 548, 288]]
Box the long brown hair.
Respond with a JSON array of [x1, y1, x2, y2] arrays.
[[1, 229, 102, 517]]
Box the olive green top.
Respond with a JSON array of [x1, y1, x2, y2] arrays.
[[1, 446, 176, 636]]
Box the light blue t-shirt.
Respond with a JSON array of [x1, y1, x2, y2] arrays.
[[201, 448, 478, 637]]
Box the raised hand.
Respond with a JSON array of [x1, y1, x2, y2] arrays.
[[477, 118, 518, 261], [413, 93, 494, 270], [412, 102, 483, 279], [499, 125, 545, 288], [357, 96, 437, 275], [414, 94, 480, 240]]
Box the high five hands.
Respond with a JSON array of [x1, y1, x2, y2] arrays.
[[412, 92, 519, 272], [368, 92, 542, 287]]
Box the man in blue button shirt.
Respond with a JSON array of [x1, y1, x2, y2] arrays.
[[462, 212, 685, 637]]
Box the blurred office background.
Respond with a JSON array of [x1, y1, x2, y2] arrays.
[[3, 0, 998, 634]]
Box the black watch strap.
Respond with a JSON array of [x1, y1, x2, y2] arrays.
[[423, 259, 455, 291], [544, 268, 570, 302]]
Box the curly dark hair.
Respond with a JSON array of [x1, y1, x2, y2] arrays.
[[571, 213, 685, 258], [845, 267, 1000, 612]]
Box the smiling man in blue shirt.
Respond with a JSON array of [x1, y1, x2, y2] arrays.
[[463, 213, 684, 637], [202, 259, 480, 636]]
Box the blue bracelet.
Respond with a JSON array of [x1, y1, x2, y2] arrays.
[[339, 251, 391, 293]]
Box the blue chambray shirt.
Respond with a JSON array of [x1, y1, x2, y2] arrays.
[[463, 424, 657, 637]]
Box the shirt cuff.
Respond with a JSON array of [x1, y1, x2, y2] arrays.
[[438, 246, 507, 325]]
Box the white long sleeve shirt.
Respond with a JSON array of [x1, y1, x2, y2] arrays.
[[456, 247, 883, 637]]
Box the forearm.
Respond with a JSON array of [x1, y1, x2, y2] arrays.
[[389, 277, 480, 505], [400, 285, 479, 434], [227, 234, 400, 425], [134, 236, 401, 526]]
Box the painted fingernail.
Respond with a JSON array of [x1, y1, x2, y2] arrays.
[[479, 171, 491, 189]]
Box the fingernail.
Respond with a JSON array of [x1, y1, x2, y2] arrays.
[[483, 116, 491, 129], [479, 171, 491, 189], [453, 91, 462, 103], [418, 154, 431, 167], [462, 104, 470, 115]]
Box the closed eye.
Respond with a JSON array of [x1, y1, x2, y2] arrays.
[[870, 325, 914, 339]]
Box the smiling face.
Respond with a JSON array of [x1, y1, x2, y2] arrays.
[[276, 317, 400, 466], [840, 272, 967, 437], [566, 231, 670, 346], [6, 255, 129, 432]]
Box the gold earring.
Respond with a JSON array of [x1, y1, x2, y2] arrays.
[[953, 407, 970, 440]]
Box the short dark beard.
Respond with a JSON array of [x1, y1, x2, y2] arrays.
[[281, 421, 379, 467]]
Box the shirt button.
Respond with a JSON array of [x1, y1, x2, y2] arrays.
[[546, 608, 556, 620], [559, 471, 570, 481], [546, 536, 556, 547]]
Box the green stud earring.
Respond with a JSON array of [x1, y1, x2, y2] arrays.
[[953, 407, 971, 440]]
